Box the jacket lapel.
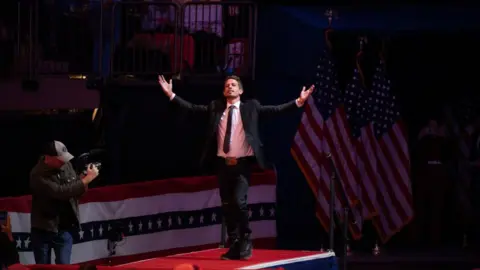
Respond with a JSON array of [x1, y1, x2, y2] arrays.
[[240, 102, 249, 134], [214, 99, 226, 128]]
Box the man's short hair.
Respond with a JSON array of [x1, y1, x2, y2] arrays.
[[224, 75, 243, 89]]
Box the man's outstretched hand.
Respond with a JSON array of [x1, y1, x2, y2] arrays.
[[297, 85, 315, 105], [158, 75, 174, 99]]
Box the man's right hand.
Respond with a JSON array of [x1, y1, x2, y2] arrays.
[[82, 164, 99, 185], [158, 75, 174, 99]]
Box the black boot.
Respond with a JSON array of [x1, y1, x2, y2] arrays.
[[239, 234, 253, 260], [221, 237, 240, 260]]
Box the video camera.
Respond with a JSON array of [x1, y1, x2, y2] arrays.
[[73, 148, 105, 175]]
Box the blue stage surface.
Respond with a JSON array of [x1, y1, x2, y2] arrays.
[[239, 250, 338, 270]]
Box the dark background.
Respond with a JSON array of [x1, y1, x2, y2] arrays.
[[1, 3, 480, 251]]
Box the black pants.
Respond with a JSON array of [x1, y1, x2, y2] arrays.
[[217, 157, 253, 240], [0, 232, 19, 268]]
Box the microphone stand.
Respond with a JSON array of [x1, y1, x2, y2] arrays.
[[326, 153, 354, 270], [219, 217, 226, 248]]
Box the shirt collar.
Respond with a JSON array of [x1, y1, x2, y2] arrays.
[[226, 100, 241, 109]]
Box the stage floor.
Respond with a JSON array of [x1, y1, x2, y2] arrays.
[[117, 248, 338, 270]]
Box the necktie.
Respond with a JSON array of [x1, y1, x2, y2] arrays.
[[223, 106, 234, 154]]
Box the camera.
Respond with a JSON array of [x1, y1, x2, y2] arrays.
[[73, 149, 105, 175]]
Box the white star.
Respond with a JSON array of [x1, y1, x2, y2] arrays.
[[199, 215, 204, 224], [177, 217, 182, 225], [98, 225, 104, 236], [16, 238, 21, 248], [168, 216, 172, 227], [157, 218, 163, 228], [269, 208, 275, 217], [24, 237, 30, 248], [248, 209, 253, 219], [189, 216, 194, 224], [108, 224, 112, 231], [259, 207, 264, 216], [148, 220, 153, 230], [211, 213, 217, 222], [90, 227, 94, 237], [128, 221, 133, 232], [79, 229, 84, 239], [138, 221, 143, 231]]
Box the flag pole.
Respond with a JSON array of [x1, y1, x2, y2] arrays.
[[326, 153, 352, 270], [323, 8, 336, 253], [326, 153, 336, 252]]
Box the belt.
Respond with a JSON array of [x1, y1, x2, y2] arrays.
[[218, 156, 254, 166]]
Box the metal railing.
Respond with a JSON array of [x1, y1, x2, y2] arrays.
[[109, 0, 257, 79], [10, 0, 258, 82], [179, 1, 257, 78], [108, 1, 182, 80]]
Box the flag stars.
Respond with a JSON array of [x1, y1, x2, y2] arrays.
[[128, 221, 133, 232], [13, 203, 277, 251], [157, 218, 162, 228], [24, 237, 30, 248], [148, 220, 152, 230]]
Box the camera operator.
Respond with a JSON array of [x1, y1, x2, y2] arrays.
[[29, 141, 100, 265]]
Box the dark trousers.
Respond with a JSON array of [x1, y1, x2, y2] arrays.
[[414, 164, 450, 246], [31, 228, 73, 264], [217, 157, 253, 241], [471, 174, 480, 247], [0, 232, 19, 268]]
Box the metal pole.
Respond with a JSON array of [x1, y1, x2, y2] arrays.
[[28, 1, 33, 79], [343, 207, 348, 270], [99, 0, 104, 76], [219, 217, 226, 248], [327, 153, 335, 251], [16, 1, 20, 58]]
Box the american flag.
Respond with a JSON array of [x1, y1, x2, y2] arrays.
[[370, 61, 414, 243], [0, 172, 277, 264], [291, 50, 362, 240], [343, 68, 380, 220]]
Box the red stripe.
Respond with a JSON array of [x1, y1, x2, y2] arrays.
[[291, 143, 330, 231], [295, 102, 362, 239], [0, 171, 277, 213], [362, 127, 397, 233]]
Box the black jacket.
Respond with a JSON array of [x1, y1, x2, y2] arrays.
[[29, 158, 86, 233], [171, 95, 299, 169]]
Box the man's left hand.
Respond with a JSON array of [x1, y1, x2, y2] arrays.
[[298, 85, 315, 105]]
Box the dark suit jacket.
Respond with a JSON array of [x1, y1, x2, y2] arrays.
[[29, 158, 86, 233], [171, 95, 299, 169]]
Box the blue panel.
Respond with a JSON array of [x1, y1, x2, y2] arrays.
[[278, 5, 480, 31]]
